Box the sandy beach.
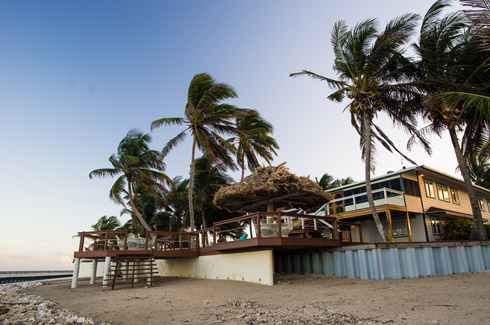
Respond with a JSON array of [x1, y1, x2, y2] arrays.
[[14, 270, 489, 325]]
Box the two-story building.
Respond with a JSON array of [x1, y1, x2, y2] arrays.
[[326, 165, 490, 243]]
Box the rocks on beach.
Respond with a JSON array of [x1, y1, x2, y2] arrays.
[[0, 282, 101, 325]]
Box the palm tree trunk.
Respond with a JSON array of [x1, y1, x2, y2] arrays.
[[364, 113, 389, 242], [127, 180, 152, 232], [449, 126, 488, 240], [241, 159, 245, 181], [188, 135, 197, 231]]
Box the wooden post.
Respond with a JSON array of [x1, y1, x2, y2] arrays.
[[406, 211, 413, 242], [79, 233, 85, 252], [386, 210, 394, 243], [358, 223, 363, 243], [213, 226, 217, 244], [71, 258, 80, 289], [257, 215, 261, 238], [103, 231, 108, 250], [333, 219, 339, 240], [123, 233, 128, 251], [277, 212, 282, 237]]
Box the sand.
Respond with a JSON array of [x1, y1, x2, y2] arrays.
[[26, 271, 490, 325]]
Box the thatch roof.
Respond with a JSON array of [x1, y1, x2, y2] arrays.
[[213, 164, 331, 212]]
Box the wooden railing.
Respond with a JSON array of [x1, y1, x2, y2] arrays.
[[76, 212, 349, 253], [208, 212, 340, 244], [76, 230, 199, 253], [146, 231, 199, 253]]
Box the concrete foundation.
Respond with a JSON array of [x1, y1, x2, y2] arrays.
[[156, 249, 274, 286]]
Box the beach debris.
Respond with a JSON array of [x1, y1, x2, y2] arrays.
[[0, 282, 97, 324]]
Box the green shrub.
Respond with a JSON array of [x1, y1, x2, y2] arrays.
[[442, 219, 473, 240], [442, 219, 490, 240]]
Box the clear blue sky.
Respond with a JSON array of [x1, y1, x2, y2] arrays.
[[0, 0, 460, 270]]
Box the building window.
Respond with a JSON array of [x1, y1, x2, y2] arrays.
[[450, 188, 460, 205], [403, 178, 421, 197], [478, 197, 485, 211], [437, 184, 450, 202], [424, 180, 435, 198], [431, 217, 443, 235], [392, 218, 408, 237]]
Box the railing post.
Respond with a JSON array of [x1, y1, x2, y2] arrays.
[[257, 215, 261, 238], [333, 219, 339, 240], [213, 227, 216, 245], [79, 233, 85, 252], [277, 212, 282, 237], [103, 231, 108, 250], [145, 234, 149, 251], [123, 232, 128, 251], [384, 188, 388, 204], [179, 235, 183, 250]]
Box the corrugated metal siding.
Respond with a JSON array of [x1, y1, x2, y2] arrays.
[[274, 243, 490, 280]]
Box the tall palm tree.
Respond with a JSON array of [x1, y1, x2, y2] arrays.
[[91, 215, 120, 231], [232, 110, 279, 180], [410, 0, 490, 240], [89, 129, 172, 232], [151, 73, 243, 231], [291, 14, 427, 242]]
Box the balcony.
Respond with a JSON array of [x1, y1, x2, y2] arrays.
[[328, 187, 405, 215]]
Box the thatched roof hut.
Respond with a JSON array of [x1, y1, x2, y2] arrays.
[[213, 164, 331, 212]]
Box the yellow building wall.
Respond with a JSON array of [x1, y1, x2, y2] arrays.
[[156, 249, 274, 286]]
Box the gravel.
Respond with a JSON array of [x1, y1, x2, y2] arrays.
[[0, 282, 107, 325]]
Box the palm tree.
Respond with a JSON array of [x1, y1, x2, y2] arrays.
[[315, 173, 355, 190], [434, 1, 490, 113], [89, 129, 172, 232], [151, 73, 244, 231], [232, 110, 279, 180], [91, 215, 120, 231], [291, 14, 427, 242], [410, 0, 490, 240]]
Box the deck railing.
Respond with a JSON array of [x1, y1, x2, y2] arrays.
[[206, 212, 340, 244], [76, 230, 199, 253], [76, 212, 359, 253]]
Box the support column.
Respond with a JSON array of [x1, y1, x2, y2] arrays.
[[406, 211, 413, 242], [102, 256, 111, 288], [71, 258, 80, 289], [386, 210, 394, 243], [90, 259, 98, 285]]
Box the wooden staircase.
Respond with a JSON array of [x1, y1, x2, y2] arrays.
[[107, 254, 159, 289]]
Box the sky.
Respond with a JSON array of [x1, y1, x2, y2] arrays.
[[0, 0, 464, 271]]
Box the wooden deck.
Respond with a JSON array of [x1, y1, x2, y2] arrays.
[[74, 212, 352, 260]]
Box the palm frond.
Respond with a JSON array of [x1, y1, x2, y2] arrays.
[[150, 117, 185, 131]]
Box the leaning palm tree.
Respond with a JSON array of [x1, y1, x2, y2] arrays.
[[409, 0, 490, 240], [151, 73, 244, 231], [89, 129, 172, 232], [232, 110, 279, 180], [291, 14, 428, 242]]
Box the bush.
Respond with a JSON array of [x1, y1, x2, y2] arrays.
[[442, 219, 473, 240], [443, 219, 490, 240]]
